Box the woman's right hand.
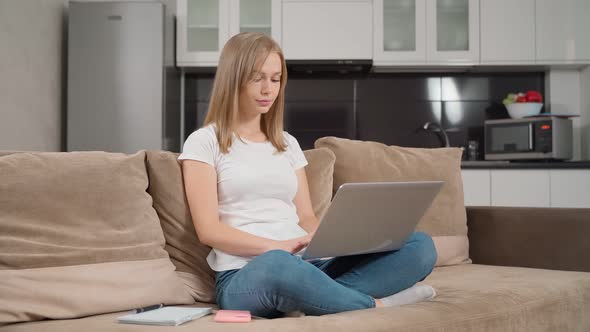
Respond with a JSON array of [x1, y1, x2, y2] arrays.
[[271, 235, 312, 254]]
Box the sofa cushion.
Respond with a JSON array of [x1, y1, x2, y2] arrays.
[[5, 264, 589, 331], [144, 148, 336, 303], [0, 151, 20, 157], [315, 137, 469, 267], [0, 151, 193, 325], [145, 150, 217, 303]]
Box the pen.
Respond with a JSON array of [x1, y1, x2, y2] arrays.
[[133, 303, 163, 314]]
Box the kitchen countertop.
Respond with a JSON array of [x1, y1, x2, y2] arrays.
[[461, 160, 590, 169]]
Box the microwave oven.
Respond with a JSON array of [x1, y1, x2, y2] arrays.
[[484, 117, 572, 161]]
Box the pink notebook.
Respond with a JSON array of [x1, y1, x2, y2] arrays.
[[214, 310, 251, 323]]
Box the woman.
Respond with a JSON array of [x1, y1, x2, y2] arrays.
[[179, 32, 437, 318]]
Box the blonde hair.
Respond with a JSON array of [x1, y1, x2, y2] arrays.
[[203, 32, 288, 154]]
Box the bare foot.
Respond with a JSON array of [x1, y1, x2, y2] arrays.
[[374, 298, 384, 308]]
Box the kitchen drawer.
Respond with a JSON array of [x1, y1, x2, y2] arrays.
[[550, 170, 590, 208], [461, 170, 491, 206], [490, 170, 550, 207]]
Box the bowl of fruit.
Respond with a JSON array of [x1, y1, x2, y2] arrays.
[[502, 90, 543, 119]]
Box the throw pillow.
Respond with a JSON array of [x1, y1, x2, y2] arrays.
[[0, 151, 193, 325], [300, 148, 336, 221], [315, 137, 470, 267], [145, 150, 217, 303]]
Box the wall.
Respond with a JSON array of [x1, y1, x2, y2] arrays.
[[0, 0, 66, 151], [546, 69, 590, 160], [581, 67, 590, 160], [0, 0, 178, 153]]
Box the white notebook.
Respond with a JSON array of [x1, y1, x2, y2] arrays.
[[117, 306, 213, 326]]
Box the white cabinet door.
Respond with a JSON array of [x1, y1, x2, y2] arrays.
[[177, 0, 230, 66], [480, 0, 535, 64], [461, 170, 491, 206], [282, 0, 373, 60], [229, 0, 281, 45], [177, 0, 280, 66], [374, 0, 479, 65], [491, 170, 550, 207], [550, 170, 590, 208], [426, 0, 479, 64], [373, 0, 427, 64], [535, 0, 590, 64]]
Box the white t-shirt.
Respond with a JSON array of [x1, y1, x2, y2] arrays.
[[178, 124, 309, 272]]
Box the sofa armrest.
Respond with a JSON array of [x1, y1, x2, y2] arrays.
[[467, 206, 590, 272]]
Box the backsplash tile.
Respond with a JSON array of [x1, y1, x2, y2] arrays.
[[441, 76, 490, 101], [357, 76, 442, 101], [285, 79, 354, 101], [184, 71, 545, 152], [358, 101, 442, 148], [488, 73, 544, 101], [443, 101, 489, 128]]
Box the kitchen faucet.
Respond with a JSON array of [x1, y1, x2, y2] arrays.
[[421, 122, 450, 148]]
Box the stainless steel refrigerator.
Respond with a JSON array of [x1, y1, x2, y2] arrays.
[[67, 1, 179, 153]]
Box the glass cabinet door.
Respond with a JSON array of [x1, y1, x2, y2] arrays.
[[426, 0, 479, 63], [176, 0, 229, 66], [239, 0, 272, 35], [435, 0, 469, 51], [186, 0, 220, 52], [229, 0, 281, 45], [373, 0, 426, 64], [384, 0, 416, 52]]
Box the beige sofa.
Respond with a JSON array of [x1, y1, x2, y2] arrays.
[[1, 139, 590, 332]]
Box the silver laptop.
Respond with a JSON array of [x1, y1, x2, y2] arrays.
[[300, 181, 443, 260]]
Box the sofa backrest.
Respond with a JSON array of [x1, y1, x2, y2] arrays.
[[0, 151, 193, 325]]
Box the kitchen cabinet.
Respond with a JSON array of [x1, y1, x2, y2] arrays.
[[550, 170, 590, 208], [229, 0, 282, 43], [491, 170, 551, 207], [177, 0, 281, 67], [462, 168, 590, 208], [426, 0, 479, 64], [282, 0, 373, 60], [480, 0, 535, 64], [461, 170, 491, 206], [535, 0, 590, 64], [176, 0, 228, 67], [373, 0, 427, 64], [374, 0, 479, 66]]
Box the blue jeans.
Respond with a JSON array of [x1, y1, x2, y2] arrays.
[[215, 232, 437, 318]]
